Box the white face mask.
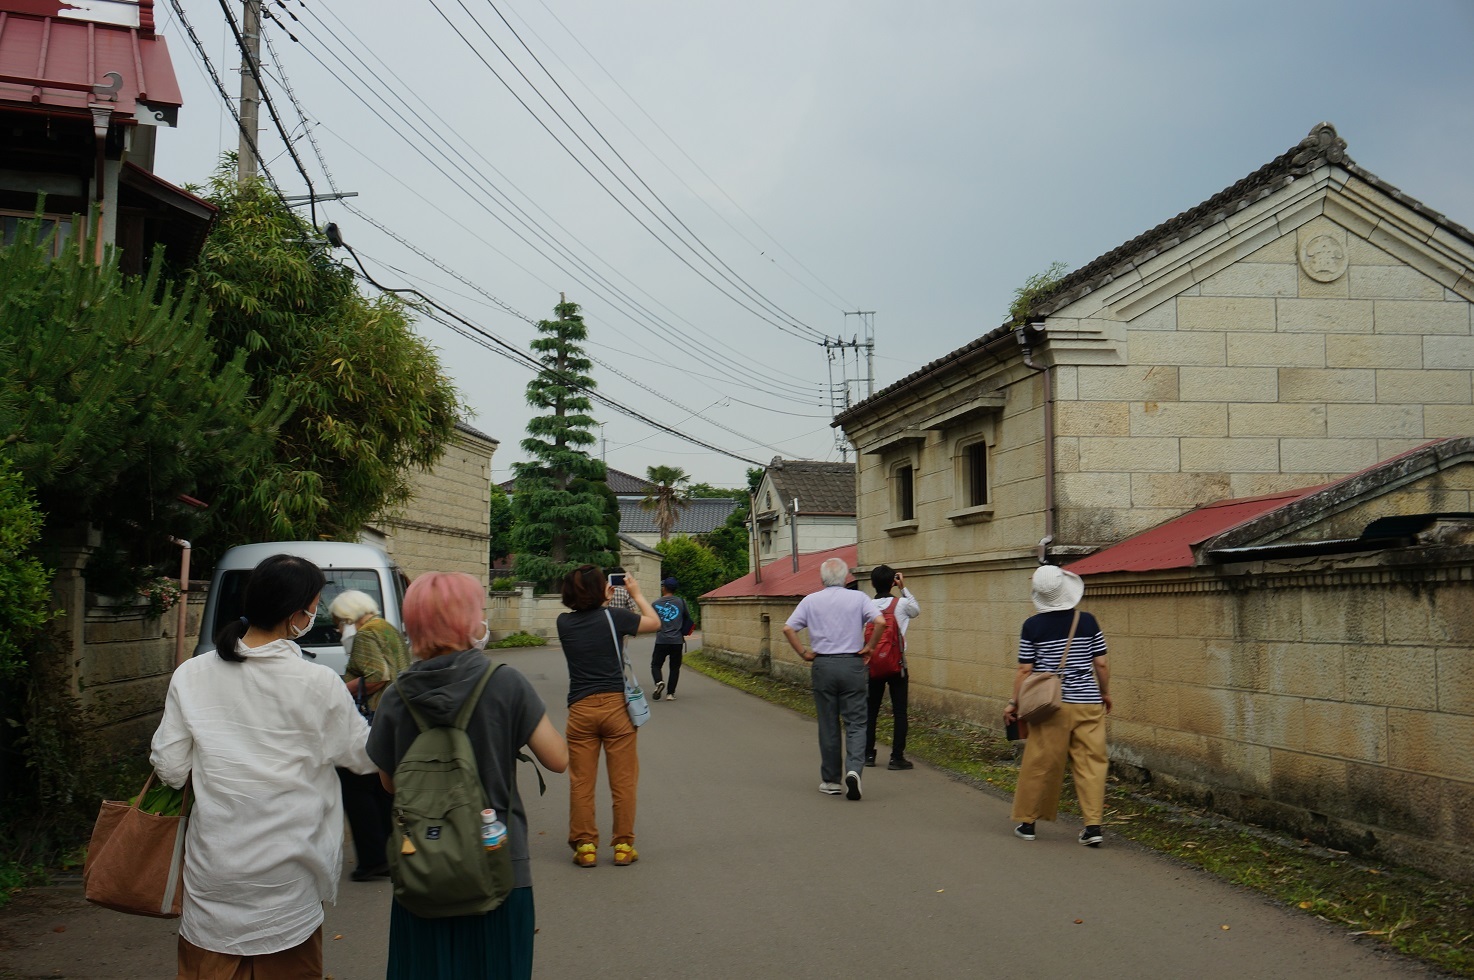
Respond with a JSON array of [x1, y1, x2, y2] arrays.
[[471, 621, 490, 651], [290, 609, 316, 640]]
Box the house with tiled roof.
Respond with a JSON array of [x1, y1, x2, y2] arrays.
[[702, 123, 1474, 882], [0, 0, 213, 270], [751, 458, 856, 565]]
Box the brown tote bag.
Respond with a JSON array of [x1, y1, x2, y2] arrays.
[[82, 773, 190, 918], [1016, 610, 1080, 725]]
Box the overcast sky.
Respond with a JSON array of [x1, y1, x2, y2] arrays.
[[152, 0, 1474, 488]]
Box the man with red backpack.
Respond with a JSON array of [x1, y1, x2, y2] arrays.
[[865, 565, 921, 770]]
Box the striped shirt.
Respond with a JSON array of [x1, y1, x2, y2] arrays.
[[1018, 609, 1107, 703]]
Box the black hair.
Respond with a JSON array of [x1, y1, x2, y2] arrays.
[[561, 563, 608, 612], [214, 554, 327, 662], [871, 564, 896, 597]]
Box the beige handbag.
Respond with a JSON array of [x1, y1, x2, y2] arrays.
[[1016, 610, 1080, 724]]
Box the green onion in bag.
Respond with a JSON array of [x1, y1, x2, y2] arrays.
[[129, 782, 185, 816]]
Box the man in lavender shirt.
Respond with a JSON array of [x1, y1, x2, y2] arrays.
[[783, 557, 887, 801]]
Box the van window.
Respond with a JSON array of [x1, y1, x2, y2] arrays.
[[214, 568, 388, 648]]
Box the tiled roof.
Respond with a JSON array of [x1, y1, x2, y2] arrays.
[[618, 497, 738, 536], [763, 459, 856, 516], [605, 467, 657, 496], [702, 545, 858, 599], [837, 123, 1474, 427], [454, 420, 497, 445]]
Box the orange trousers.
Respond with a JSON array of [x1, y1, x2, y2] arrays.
[[566, 691, 639, 849], [1011, 702, 1108, 825]]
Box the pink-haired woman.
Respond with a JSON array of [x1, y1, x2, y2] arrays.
[[367, 572, 568, 980]]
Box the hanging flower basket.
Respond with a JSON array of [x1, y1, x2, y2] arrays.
[[138, 577, 183, 620]]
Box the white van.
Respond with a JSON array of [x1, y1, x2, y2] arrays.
[[193, 541, 409, 676]]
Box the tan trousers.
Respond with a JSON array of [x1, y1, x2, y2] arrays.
[[566, 691, 639, 849], [177, 926, 322, 979], [1011, 702, 1108, 825]]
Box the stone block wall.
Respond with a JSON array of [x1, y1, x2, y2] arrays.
[[374, 429, 494, 589], [73, 593, 205, 753], [1054, 211, 1474, 547], [487, 585, 566, 641], [1085, 561, 1474, 882]]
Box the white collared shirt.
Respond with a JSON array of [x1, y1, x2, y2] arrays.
[[150, 637, 375, 956], [871, 588, 921, 642]]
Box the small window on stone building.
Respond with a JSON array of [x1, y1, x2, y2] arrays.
[[895, 464, 915, 522], [965, 441, 988, 507]]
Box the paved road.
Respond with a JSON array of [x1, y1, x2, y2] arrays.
[[0, 638, 1431, 978]]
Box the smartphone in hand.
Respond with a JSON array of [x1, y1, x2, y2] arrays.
[[610, 573, 626, 587]]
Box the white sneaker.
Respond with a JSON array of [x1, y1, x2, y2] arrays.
[[664, 693, 676, 701], [652, 681, 665, 701], [845, 771, 862, 800], [818, 782, 843, 795]]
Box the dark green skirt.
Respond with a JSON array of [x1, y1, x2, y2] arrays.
[[386, 887, 535, 980]]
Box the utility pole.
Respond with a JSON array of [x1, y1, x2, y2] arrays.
[[237, 0, 262, 183], [824, 312, 876, 461]]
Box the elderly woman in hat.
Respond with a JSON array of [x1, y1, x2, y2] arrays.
[[1002, 565, 1113, 847]]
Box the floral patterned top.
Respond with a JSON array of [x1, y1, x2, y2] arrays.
[[344, 617, 410, 712]]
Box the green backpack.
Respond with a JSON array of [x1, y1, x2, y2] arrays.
[[387, 663, 511, 919]]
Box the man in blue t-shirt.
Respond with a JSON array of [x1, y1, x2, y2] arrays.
[[649, 577, 693, 702]]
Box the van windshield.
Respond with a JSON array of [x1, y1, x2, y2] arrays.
[[214, 569, 387, 648]]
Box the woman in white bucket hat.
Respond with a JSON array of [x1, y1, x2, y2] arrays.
[[1003, 565, 1113, 847]]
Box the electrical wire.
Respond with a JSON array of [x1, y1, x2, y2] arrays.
[[424, 0, 828, 344], [480, 0, 827, 340], [214, 0, 318, 222], [273, 17, 820, 398], [163, 0, 286, 201], [528, 0, 857, 313]]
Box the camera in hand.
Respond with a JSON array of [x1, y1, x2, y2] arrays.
[[610, 573, 626, 587]]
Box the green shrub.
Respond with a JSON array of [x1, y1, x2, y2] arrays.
[[490, 576, 519, 592], [0, 458, 53, 679], [488, 631, 546, 649]]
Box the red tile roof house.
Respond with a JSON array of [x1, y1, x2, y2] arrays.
[[0, 0, 213, 270], [779, 122, 1473, 881]]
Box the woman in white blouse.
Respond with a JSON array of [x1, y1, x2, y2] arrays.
[[151, 553, 376, 978]]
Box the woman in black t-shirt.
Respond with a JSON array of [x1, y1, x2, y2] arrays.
[[556, 565, 659, 868]]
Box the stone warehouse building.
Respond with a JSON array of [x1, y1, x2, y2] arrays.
[[703, 123, 1474, 880], [369, 422, 498, 589]]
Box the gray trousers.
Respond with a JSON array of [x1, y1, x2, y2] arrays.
[[811, 654, 869, 782]]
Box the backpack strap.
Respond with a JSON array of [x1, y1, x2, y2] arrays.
[[395, 660, 498, 734], [453, 662, 499, 730]]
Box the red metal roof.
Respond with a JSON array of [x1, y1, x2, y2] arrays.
[[0, 4, 181, 120], [1064, 487, 1325, 576], [702, 545, 858, 600], [1065, 439, 1454, 576]]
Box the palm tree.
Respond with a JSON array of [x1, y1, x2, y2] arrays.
[[641, 465, 691, 541]]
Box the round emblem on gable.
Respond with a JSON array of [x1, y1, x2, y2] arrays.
[[1299, 234, 1348, 282]]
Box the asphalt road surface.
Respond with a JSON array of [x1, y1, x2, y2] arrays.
[[0, 637, 1432, 978]]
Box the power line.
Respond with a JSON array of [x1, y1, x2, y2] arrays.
[[331, 237, 765, 466], [273, 16, 819, 398], [163, 0, 286, 201], [214, 0, 318, 221], [480, 0, 828, 340], [527, 0, 857, 312], [424, 0, 828, 345]]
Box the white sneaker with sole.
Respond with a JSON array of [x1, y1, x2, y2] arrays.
[[818, 782, 843, 795], [652, 681, 665, 701], [845, 771, 862, 800], [664, 693, 676, 701]]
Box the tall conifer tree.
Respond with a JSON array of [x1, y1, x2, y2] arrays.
[[511, 300, 614, 586]]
